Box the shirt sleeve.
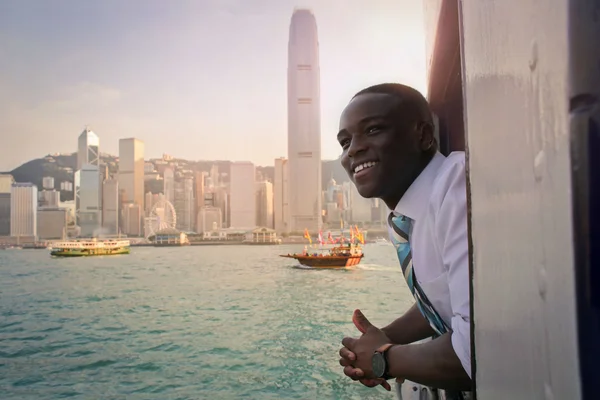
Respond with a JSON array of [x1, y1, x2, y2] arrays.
[[433, 155, 471, 378]]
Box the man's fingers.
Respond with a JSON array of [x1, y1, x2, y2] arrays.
[[380, 380, 392, 391], [358, 378, 380, 388], [343, 365, 364, 380], [352, 309, 374, 334], [338, 347, 356, 361], [358, 378, 391, 391], [339, 357, 353, 367], [341, 336, 357, 350]]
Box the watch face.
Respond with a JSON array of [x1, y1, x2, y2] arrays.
[[372, 351, 386, 378]]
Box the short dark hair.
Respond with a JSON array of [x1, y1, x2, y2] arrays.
[[352, 83, 433, 125]]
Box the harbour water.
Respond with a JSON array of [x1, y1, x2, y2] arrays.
[[0, 244, 412, 399]]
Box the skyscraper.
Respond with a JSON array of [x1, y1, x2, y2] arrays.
[[37, 208, 67, 240], [102, 178, 119, 235], [287, 9, 322, 232], [210, 165, 219, 188], [77, 127, 100, 170], [0, 174, 14, 194], [0, 174, 15, 236], [194, 171, 205, 228], [229, 162, 256, 229], [75, 165, 101, 236], [76, 127, 102, 237], [273, 158, 290, 233], [118, 138, 144, 234], [256, 181, 274, 228], [174, 177, 194, 232], [122, 203, 142, 237], [163, 167, 175, 205], [213, 187, 229, 228], [10, 183, 38, 238]]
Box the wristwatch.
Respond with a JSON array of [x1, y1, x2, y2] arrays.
[[372, 343, 394, 380]]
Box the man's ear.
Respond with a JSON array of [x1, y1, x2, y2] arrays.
[[417, 121, 436, 152]]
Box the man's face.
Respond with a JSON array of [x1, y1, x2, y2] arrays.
[[337, 93, 426, 204]]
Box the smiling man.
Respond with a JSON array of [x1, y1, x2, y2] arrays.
[[336, 83, 472, 399]]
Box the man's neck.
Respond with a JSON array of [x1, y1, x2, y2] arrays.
[[382, 152, 436, 210]]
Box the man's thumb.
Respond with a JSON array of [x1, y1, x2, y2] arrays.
[[352, 309, 373, 334]]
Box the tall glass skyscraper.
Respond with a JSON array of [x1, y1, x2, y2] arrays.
[[75, 165, 101, 237], [118, 138, 145, 235], [287, 9, 322, 232], [77, 127, 99, 170], [76, 127, 101, 237]]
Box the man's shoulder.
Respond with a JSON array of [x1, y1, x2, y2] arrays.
[[430, 151, 467, 207], [434, 151, 466, 184], [441, 151, 466, 170]]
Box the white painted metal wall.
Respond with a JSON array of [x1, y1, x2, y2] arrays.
[[459, 1, 582, 399]]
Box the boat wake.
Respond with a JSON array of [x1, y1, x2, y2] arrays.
[[355, 264, 398, 272], [290, 264, 354, 270], [289, 263, 397, 272], [292, 264, 315, 270]]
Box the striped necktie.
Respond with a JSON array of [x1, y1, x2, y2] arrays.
[[388, 212, 449, 336]]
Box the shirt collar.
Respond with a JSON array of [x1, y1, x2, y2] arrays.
[[392, 151, 446, 221]]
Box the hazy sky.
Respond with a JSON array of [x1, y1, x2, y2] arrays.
[[0, 0, 427, 171]]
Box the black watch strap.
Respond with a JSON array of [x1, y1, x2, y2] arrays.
[[376, 343, 395, 379]]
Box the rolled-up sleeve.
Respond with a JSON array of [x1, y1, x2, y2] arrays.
[[434, 157, 471, 378]]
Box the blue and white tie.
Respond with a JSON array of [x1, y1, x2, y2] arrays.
[[388, 212, 449, 336]]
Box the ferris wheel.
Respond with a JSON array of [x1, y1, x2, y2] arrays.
[[145, 199, 177, 238]]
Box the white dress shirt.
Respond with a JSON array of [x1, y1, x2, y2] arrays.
[[388, 151, 471, 378]]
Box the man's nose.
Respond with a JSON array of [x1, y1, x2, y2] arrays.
[[347, 136, 367, 158]]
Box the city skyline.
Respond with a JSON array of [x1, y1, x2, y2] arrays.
[[0, 0, 428, 172], [0, 122, 383, 241]]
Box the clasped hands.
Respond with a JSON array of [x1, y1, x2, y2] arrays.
[[339, 309, 403, 392]]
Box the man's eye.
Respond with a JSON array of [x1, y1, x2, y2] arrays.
[[367, 126, 382, 134], [339, 139, 350, 149]]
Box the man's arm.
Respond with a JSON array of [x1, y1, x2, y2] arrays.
[[386, 156, 472, 389], [340, 156, 472, 389], [431, 155, 471, 378], [387, 333, 471, 391], [381, 303, 436, 345], [341, 304, 435, 364]]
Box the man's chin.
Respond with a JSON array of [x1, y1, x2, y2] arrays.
[[355, 184, 377, 199]]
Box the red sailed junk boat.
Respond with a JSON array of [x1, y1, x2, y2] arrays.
[[280, 227, 365, 268], [280, 243, 364, 268]]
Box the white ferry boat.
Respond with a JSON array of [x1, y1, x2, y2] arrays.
[[50, 239, 130, 257]]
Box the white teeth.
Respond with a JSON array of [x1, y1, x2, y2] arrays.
[[354, 161, 378, 174]]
